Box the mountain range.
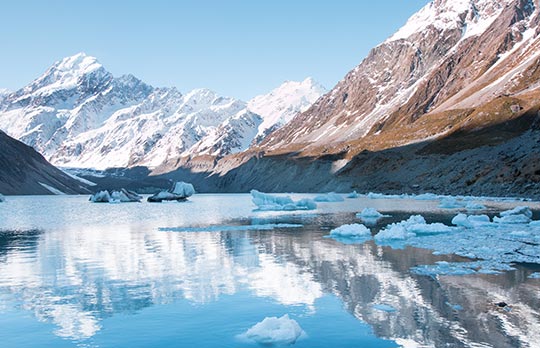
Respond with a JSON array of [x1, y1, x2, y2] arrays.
[[2, 0, 540, 196], [0, 53, 325, 170]]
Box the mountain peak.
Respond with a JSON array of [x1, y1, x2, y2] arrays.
[[387, 0, 514, 42], [53, 52, 102, 74]]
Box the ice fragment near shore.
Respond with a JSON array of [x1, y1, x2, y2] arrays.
[[251, 190, 317, 211], [357, 208, 386, 218], [500, 206, 533, 218], [314, 192, 345, 202], [347, 191, 359, 198], [240, 314, 305, 345]]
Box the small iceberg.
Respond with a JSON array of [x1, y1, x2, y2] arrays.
[[239, 314, 306, 345], [90, 189, 142, 203], [356, 208, 386, 219], [328, 223, 371, 239], [500, 206, 533, 218], [466, 202, 486, 210], [451, 214, 492, 228], [529, 272, 540, 279], [251, 190, 317, 211], [375, 215, 455, 241], [148, 182, 195, 203], [493, 207, 532, 224], [347, 191, 359, 198], [439, 197, 466, 209], [314, 192, 345, 202]]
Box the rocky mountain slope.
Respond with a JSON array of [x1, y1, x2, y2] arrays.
[[177, 0, 540, 196], [0, 53, 325, 170], [0, 130, 91, 195], [260, 0, 540, 156]]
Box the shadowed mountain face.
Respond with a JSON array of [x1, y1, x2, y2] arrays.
[[0, 130, 90, 195]]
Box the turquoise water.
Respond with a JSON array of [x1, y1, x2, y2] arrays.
[[0, 194, 538, 347]]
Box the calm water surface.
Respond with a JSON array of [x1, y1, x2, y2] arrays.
[[0, 194, 539, 348]]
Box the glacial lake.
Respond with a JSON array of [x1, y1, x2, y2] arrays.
[[0, 194, 539, 348]]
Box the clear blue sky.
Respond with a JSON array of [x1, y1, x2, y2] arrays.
[[1, 0, 430, 100]]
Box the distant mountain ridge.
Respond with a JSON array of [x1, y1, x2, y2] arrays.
[[0, 53, 326, 170]]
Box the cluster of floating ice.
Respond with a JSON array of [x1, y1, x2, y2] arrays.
[[313, 192, 345, 202], [239, 314, 306, 345], [329, 205, 540, 276], [89, 189, 142, 203], [251, 190, 317, 211], [438, 197, 486, 210]]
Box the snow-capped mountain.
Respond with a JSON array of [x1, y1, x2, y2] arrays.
[[247, 78, 326, 144], [0, 53, 325, 169], [261, 0, 540, 153]]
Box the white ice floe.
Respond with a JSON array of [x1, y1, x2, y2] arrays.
[[493, 214, 532, 224], [239, 314, 306, 345], [500, 206, 533, 218], [375, 215, 456, 242], [251, 190, 317, 211], [356, 208, 386, 219], [439, 197, 465, 209], [313, 192, 345, 202], [529, 273, 540, 279], [159, 224, 303, 233], [451, 214, 492, 228], [329, 224, 371, 239], [347, 191, 359, 198], [89, 189, 142, 203], [171, 181, 195, 197]]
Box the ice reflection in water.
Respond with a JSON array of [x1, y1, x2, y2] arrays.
[[0, 195, 538, 347]]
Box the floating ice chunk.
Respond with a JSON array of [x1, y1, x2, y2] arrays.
[[251, 190, 317, 211], [413, 193, 439, 200], [439, 197, 466, 209], [90, 190, 111, 203], [171, 182, 195, 197], [375, 225, 414, 241], [329, 224, 371, 238], [148, 182, 195, 202], [240, 314, 305, 345], [529, 272, 540, 279], [314, 192, 344, 202], [347, 191, 359, 198], [530, 221, 540, 227], [356, 208, 385, 218], [500, 206, 533, 219], [451, 214, 491, 228], [90, 189, 142, 203], [466, 202, 486, 210], [372, 304, 397, 313], [493, 214, 531, 224], [407, 222, 455, 235]]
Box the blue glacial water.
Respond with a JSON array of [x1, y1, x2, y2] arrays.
[[0, 194, 539, 348]]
